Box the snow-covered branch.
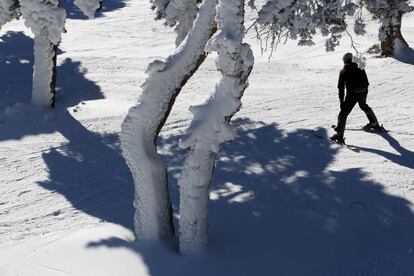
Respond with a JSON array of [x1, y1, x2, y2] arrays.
[[254, 0, 363, 53], [150, 0, 199, 46], [20, 0, 65, 45], [166, 0, 198, 46], [178, 0, 253, 254], [0, 0, 20, 28], [120, 0, 217, 241]]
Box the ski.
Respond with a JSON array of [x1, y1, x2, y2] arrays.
[[311, 129, 360, 152], [331, 124, 388, 133]]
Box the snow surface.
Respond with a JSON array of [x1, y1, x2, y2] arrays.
[[1, 0, 414, 275]]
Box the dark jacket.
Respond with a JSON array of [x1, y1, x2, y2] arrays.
[[337, 62, 369, 102]]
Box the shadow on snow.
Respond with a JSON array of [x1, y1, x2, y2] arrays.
[[393, 46, 414, 65], [2, 31, 414, 275], [0, 31, 134, 230], [0, 31, 98, 110], [354, 132, 414, 170], [0, 31, 33, 104], [60, 0, 127, 20], [89, 118, 414, 275]]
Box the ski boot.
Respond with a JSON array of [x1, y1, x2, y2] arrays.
[[330, 133, 345, 144], [363, 122, 386, 132]]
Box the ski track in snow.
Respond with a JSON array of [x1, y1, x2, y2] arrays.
[[1, 0, 414, 275]]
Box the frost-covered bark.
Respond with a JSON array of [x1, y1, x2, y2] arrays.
[[178, 0, 253, 254], [120, 0, 217, 241], [32, 32, 57, 105], [0, 0, 20, 27], [19, 0, 65, 106]]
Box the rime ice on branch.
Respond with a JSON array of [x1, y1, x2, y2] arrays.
[[166, 0, 198, 46], [178, 0, 253, 254], [253, 0, 363, 53], [120, 0, 217, 241]]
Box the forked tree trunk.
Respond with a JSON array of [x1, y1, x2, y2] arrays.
[[120, 0, 217, 241], [381, 11, 409, 56], [178, 0, 254, 254]]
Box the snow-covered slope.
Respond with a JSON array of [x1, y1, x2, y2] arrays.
[[1, 0, 414, 275]]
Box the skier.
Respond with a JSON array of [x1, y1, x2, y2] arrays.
[[331, 52, 381, 143]]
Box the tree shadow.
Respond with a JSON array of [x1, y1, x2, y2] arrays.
[[0, 32, 134, 230], [0, 31, 33, 105], [0, 31, 97, 110], [2, 31, 413, 274], [0, 55, 103, 137], [393, 46, 414, 65], [88, 118, 414, 275], [353, 133, 414, 170], [60, 0, 127, 20], [38, 122, 134, 229]]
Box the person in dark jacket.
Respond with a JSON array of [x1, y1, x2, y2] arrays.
[[331, 52, 380, 143]]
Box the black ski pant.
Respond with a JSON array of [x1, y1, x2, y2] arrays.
[[336, 92, 378, 136]]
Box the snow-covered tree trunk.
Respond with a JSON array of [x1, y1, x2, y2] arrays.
[[18, 0, 65, 106], [3, 0, 99, 107], [120, 0, 217, 241], [178, 0, 253, 254], [32, 30, 56, 106], [380, 11, 409, 56]]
